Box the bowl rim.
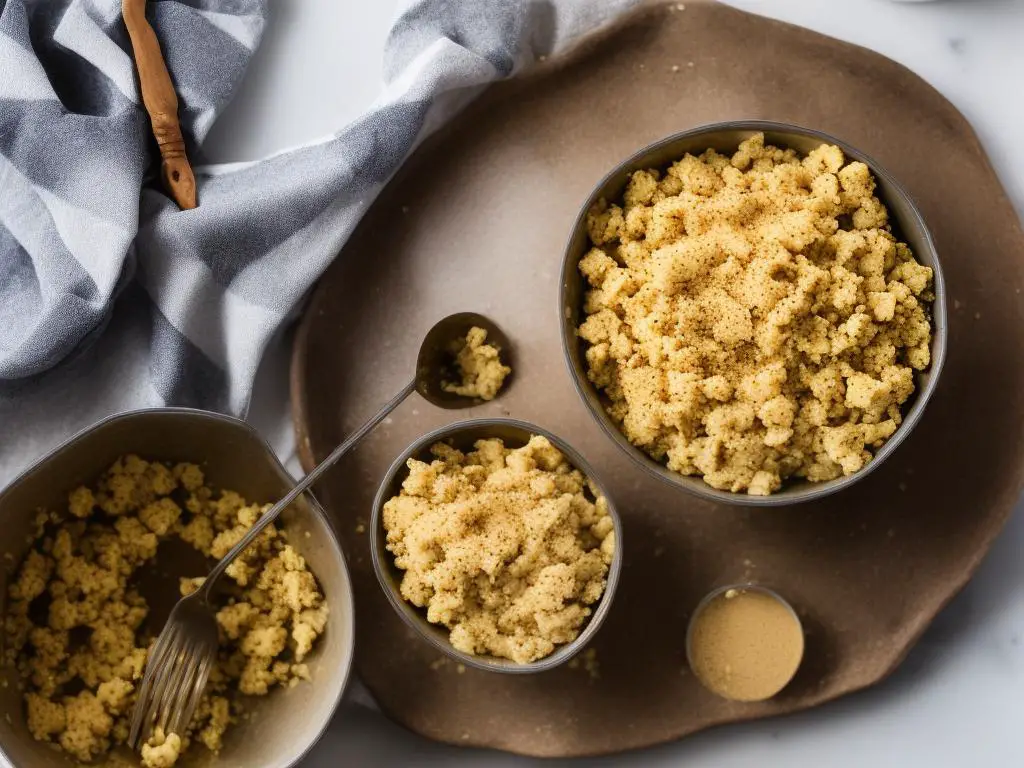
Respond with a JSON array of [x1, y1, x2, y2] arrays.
[[0, 406, 355, 768], [558, 119, 948, 507], [369, 416, 624, 674]]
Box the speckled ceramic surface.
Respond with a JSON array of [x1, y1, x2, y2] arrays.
[[290, 0, 1024, 757]]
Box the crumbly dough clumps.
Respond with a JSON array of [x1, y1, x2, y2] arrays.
[[4, 456, 327, 766], [140, 728, 181, 768], [382, 436, 615, 663], [577, 133, 934, 495], [441, 326, 511, 401]]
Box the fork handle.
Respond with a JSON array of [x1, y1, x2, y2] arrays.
[[200, 378, 417, 598]]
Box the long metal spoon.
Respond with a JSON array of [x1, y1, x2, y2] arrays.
[[128, 312, 512, 751]]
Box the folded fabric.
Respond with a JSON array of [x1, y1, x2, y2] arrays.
[[0, 0, 638, 484]]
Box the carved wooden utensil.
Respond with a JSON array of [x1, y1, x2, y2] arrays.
[[123, 0, 197, 209]]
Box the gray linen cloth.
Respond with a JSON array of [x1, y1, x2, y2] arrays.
[[0, 0, 638, 484]]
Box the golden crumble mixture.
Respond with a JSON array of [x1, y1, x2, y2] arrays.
[[577, 133, 934, 495], [440, 326, 511, 401], [382, 436, 615, 663], [3, 456, 327, 766]]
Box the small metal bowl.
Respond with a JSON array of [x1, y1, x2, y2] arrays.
[[0, 408, 355, 768], [559, 120, 948, 506], [370, 418, 623, 674], [685, 583, 805, 702]]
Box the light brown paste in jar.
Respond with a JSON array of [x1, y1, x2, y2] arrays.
[[688, 587, 804, 702]]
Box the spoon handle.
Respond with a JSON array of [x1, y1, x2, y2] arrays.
[[122, 0, 197, 209], [201, 378, 417, 596]]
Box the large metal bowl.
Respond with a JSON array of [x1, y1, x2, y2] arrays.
[[0, 409, 355, 768], [559, 120, 948, 507], [370, 418, 623, 674]]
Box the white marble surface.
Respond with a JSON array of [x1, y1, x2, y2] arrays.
[[220, 1, 1024, 766]]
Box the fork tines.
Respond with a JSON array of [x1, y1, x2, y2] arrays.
[[129, 619, 216, 750]]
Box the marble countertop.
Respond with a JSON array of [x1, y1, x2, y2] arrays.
[[212, 1, 1024, 765]]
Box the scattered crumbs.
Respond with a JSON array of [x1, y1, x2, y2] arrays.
[[887, 528, 896, 538], [581, 648, 600, 681], [456, 664, 466, 675], [288, 678, 299, 688], [568, 658, 580, 670], [4, 713, 10, 725], [743, 559, 754, 568], [687, 61, 695, 67], [676, 2, 686, 9], [3, 551, 12, 561], [1016, 288, 1021, 294], [975, 312, 981, 320], [383, 416, 394, 425], [671, 64, 680, 73], [354, 517, 367, 535], [654, 546, 665, 557], [638, 63, 645, 71], [953, 298, 962, 310], [898, 482, 907, 492], [725, 589, 739, 599], [401, 205, 410, 214], [411, 408, 420, 416], [305, 531, 312, 538], [1, 678, 7, 688], [538, 54, 547, 62], [460, 733, 470, 741], [429, 657, 448, 671]]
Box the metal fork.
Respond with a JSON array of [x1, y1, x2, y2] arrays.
[[128, 382, 416, 750]]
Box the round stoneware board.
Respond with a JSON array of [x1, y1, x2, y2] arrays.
[[291, 0, 1024, 758]]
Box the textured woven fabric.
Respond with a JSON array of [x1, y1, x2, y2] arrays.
[[0, 0, 638, 483]]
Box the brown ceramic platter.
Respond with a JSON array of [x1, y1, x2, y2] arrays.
[[290, 0, 1024, 757]]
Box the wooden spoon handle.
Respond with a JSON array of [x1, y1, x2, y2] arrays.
[[122, 0, 197, 209]]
